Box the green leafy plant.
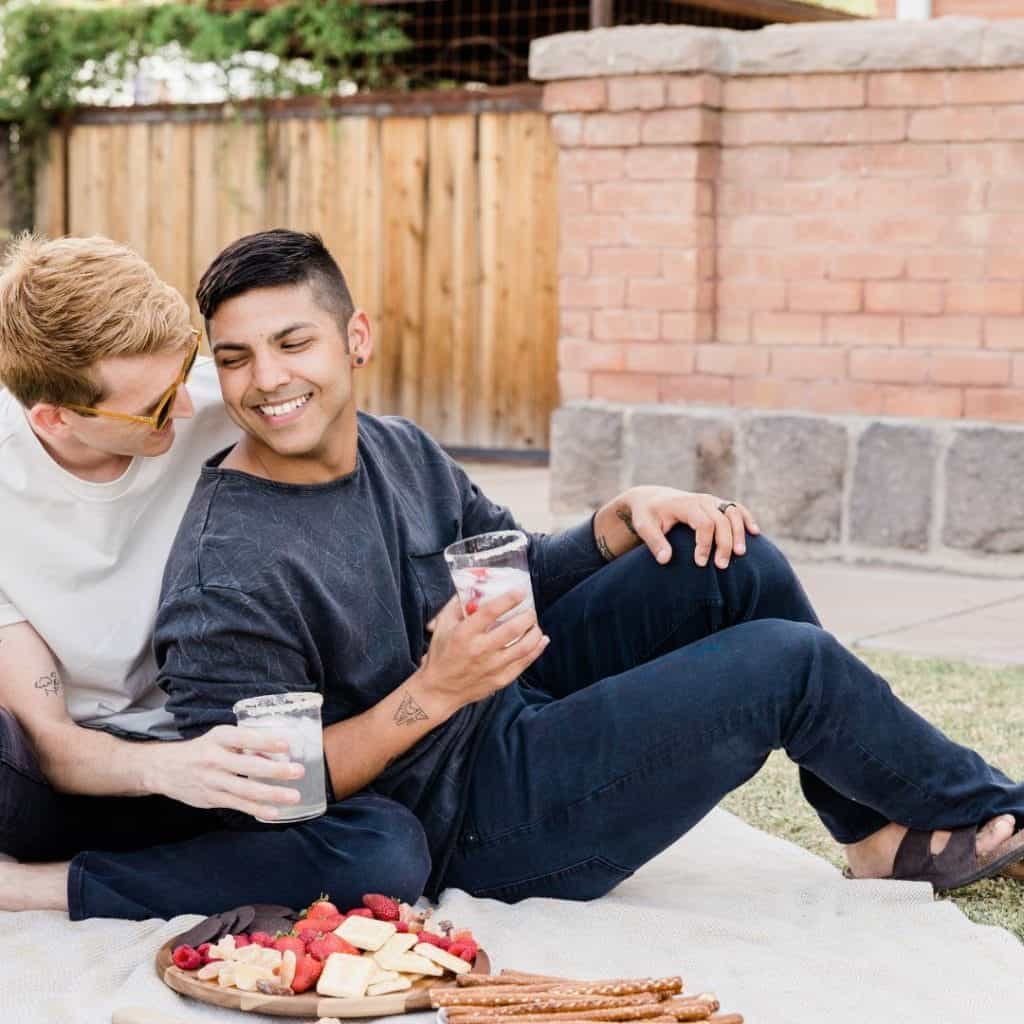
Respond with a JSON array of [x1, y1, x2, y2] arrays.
[[0, 0, 412, 213]]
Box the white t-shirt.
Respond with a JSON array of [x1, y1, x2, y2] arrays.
[[0, 359, 238, 738]]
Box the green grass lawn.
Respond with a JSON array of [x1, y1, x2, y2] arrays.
[[720, 647, 1024, 942]]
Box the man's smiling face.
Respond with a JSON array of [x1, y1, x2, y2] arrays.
[[209, 282, 366, 468]]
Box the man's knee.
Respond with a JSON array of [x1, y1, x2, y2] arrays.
[[324, 796, 431, 904]]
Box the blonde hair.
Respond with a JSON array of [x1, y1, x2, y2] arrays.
[[0, 234, 192, 408]]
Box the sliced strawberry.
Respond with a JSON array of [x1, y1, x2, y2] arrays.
[[273, 935, 306, 958], [308, 932, 359, 961], [290, 953, 323, 994]]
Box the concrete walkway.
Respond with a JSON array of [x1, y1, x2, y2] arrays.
[[462, 461, 1024, 666]]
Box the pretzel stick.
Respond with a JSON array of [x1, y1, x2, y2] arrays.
[[446, 1006, 666, 1022], [706, 1016, 743, 1024], [434, 994, 659, 1011], [440, 1007, 704, 1024], [439, 980, 680, 1005], [445, 1005, 666, 1022], [459, 975, 571, 988], [498, 971, 581, 983]]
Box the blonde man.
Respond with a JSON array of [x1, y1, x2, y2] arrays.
[[0, 235, 430, 920]]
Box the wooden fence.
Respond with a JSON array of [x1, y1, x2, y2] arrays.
[[34, 89, 559, 451]]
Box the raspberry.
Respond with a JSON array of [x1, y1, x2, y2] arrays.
[[231, 934, 251, 947], [465, 600, 479, 615], [196, 942, 214, 965], [172, 945, 202, 971], [418, 931, 444, 947], [346, 907, 374, 918], [249, 932, 274, 948], [394, 921, 409, 933]]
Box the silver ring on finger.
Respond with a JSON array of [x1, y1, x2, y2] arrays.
[[717, 500, 738, 514]]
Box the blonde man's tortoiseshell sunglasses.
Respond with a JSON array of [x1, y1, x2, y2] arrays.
[[63, 329, 201, 431]]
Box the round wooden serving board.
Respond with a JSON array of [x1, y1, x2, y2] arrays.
[[156, 942, 491, 1018]]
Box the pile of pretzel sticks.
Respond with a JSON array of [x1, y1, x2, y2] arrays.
[[428, 970, 742, 1024]]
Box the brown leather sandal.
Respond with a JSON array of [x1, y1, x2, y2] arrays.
[[885, 824, 1024, 891]]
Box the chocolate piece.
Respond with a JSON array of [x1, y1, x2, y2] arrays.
[[215, 910, 240, 939], [251, 903, 299, 920], [172, 913, 226, 949], [233, 905, 257, 934], [250, 916, 297, 938]]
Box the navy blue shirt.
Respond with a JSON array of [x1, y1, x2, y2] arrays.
[[154, 413, 605, 890]]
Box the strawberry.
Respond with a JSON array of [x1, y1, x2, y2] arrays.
[[292, 917, 318, 933], [172, 945, 202, 970], [308, 932, 358, 961], [231, 934, 251, 948], [458, 941, 479, 963], [306, 897, 340, 919], [362, 894, 401, 921], [273, 935, 306, 958], [295, 927, 322, 946], [345, 907, 374, 918], [290, 953, 323, 994], [249, 932, 274, 949]]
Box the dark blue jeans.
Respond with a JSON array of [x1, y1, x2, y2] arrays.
[[0, 709, 431, 920], [441, 528, 1024, 901]]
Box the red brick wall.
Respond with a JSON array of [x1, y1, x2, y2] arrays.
[[547, 68, 1024, 422]]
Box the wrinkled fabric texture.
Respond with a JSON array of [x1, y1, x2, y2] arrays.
[[155, 413, 606, 892]]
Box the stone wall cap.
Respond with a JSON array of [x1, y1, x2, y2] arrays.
[[529, 17, 1024, 80]]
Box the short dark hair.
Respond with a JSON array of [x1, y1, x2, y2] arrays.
[[196, 230, 355, 334]]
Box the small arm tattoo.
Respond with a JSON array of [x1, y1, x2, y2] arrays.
[[596, 534, 614, 562], [34, 671, 63, 697], [616, 507, 639, 538], [393, 691, 429, 727]]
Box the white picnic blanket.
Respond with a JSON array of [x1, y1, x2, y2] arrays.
[[2, 808, 1022, 1024]]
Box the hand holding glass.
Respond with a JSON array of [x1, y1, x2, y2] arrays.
[[233, 692, 327, 823], [444, 530, 535, 640]]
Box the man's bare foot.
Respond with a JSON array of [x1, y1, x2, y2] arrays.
[[0, 858, 69, 912], [845, 814, 1017, 880]]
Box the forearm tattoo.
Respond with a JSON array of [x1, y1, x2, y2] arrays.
[[596, 534, 614, 562], [616, 506, 639, 537], [393, 691, 429, 727], [34, 671, 63, 697]]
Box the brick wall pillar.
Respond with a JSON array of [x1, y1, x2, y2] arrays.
[[532, 20, 1024, 570], [545, 75, 721, 406]]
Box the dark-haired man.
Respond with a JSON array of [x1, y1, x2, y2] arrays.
[[154, 228, 1024, 906], [0, 234, 431, 921]]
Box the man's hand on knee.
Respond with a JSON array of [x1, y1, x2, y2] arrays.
[[595, 486, 760, 570]]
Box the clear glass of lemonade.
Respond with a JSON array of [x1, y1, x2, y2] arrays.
[[232, 692, 327, 823], [444, 530, 535, 638]]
